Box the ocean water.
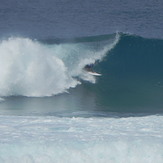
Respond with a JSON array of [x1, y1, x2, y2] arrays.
[[0, 0, 163, 162]]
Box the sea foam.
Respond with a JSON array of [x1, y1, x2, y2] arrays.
[[0, 115, 162, 163]]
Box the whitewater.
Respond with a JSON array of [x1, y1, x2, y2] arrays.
[[0, 34, 119, 97], [0, 115, 163, 163]]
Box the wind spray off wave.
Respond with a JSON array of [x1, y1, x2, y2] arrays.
[[0, 34, 120, 97]]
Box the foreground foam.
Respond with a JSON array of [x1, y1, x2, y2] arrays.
[[0, 34, 119, 97], [0, 115, 163, 162]]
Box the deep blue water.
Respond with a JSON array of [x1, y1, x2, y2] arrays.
[[0, 0, 163, 39]]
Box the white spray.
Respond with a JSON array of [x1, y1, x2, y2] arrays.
[[0, 34, 120, 97]]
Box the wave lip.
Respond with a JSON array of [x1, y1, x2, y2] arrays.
[[0, 33, 120, 97]]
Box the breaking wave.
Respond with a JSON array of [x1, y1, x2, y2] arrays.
[[0, 34, 120, 97]]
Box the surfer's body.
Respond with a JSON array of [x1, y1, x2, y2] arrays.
[[84, 64, 102, 76], [84, 64, 94, 72]]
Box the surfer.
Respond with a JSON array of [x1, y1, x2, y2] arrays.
[[84, 64, 94, 72], [84, 64, 102, 76]]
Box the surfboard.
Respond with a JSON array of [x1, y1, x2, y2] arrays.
[[87, 71, 102, 76]]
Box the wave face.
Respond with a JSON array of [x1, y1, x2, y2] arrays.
[[0, 34, 119, 97], [86, 34, 163, 112]]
